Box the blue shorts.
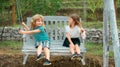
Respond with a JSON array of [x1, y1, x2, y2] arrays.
[[35, 41, 50, 49]]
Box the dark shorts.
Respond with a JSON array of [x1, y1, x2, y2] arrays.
[[63, 38, 80, 47]]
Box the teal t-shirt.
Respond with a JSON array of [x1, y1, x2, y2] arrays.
[[33, 26, 49, 42]]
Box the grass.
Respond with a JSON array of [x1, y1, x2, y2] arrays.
[[0, 40, 22, 49], [83, 21, 103, 29], [0, 40, 114, 57], [85, 41, 114, 57], [0, 40, 22, 54], [14, 21, 103, 29], [85, 42, 103, 57], [83, 21, 120, 29], [8, 24, 22, 28]]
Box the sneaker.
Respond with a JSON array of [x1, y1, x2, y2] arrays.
[[43, 59, 51, 66], [36, 54, 44, 61], [76, 54, 83, 61], [71, 54, 77, 60]]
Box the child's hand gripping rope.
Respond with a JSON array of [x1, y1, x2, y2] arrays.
[[21, 22, 30, 31], [81, 28, 86, 40]]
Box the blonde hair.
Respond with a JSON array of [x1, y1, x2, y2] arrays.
[[30, 14, 45, 29], [69, 14, 82, 28]]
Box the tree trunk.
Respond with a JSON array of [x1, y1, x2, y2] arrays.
[[114, 0, 117, 20], [12, 0, 16, 26]]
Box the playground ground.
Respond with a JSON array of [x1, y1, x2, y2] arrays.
[[0, 41, 115, 67]]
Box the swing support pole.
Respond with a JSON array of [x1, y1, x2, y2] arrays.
[[103, 0, 120, 67], [109, 0, 120, 67], [103, 0, 109, 67]]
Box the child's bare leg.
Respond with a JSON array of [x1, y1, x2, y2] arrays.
[[70, 44, 75, 54], [75, 44, 80, 54], [44, 47, 50, 60], [37, 45, 42, 56], [75, 44, 83, 60], [43, 47, 51, 65]]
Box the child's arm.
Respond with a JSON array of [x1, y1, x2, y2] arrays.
[[80, 27, 85, 33], [80, 28, 86, 39], [19, 29, 40, 34], [66, 32, 74, 45], [22, 22, 30, 31], [65, 26, 74, 45]]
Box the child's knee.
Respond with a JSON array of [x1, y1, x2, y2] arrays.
[[44, 47, 49, 50], [75, 44, 80, 49], [75, 44, 79, 47], [70, 44, 74, 48], [38, 45, 42, 48]]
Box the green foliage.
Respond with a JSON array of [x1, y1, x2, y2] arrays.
[[33, 0, 62, 15], [87, 0, 103, 13], [0, 0, 12, 25], [0, 0, 120, 26], [87, 0, 103, 21], [0, 0, 12, 13], [83, 21, 103, 29], [19, 0, 62, 16], [116, 0, 120, 5]]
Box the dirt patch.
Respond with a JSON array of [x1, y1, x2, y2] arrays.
[[0, 53, 115, 67]]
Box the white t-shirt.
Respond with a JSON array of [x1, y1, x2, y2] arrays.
[[65, 25, 81, 38]]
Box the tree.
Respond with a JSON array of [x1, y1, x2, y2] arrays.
[[19, 0, 62, 16], [12, 0, 16, 26], [87, 0, 103, 21], [32, 0, 62, 15], [0, 0, 12, 26]]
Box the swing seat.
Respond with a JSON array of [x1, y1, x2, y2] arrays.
[[22, 16, 86, 65]]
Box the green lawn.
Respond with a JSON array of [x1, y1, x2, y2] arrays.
[[85, 42, 103, 56], [85, 41, 114, 57], [83, 21, 103, 29], [0, 40, 22, 54], [0, 40, 22, 49], [0, 40, 114, 57]]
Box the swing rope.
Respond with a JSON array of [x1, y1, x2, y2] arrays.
[[16, 0, 23, 23], [15, 0, 26, 49]]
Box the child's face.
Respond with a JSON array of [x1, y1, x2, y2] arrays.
[[68, 17, 74, 25], [35, 18, 43, 26]]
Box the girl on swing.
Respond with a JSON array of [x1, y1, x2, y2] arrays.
[[19, 14, 51, 65], [63, 14, 86, 60]]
